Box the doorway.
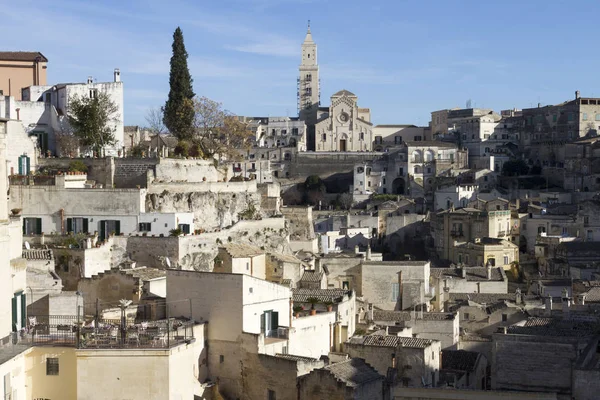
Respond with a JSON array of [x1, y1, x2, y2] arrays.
[[339, 139, 347, 152]]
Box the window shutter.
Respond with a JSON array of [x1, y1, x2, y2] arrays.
[[26, 156, 30, 175], [100, 221, 106, 241], [260, 313, 265, 331], [115, 220, 121, 235], [272, 312, 279, 330], [20, 294, 26, 328], [22, 219, 26, 235], [66, 218, 73, 233], [11, 297, 17, 332], [83, 218, 89, 234], [36, 218, 42, 235]]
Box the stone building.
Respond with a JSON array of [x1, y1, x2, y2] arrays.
[[430, 266, 508, 295], [314, 90, 374, 152], [76, 265, 166, 316], [439, 349, 488, 390], [20, 69, 125, 156], [433, 207, 512, 261], [0, 51, 47, 100], [346, 335, 441, 388], [213, 243, 267, 280], [265, 252, 305, 287], [492, 316, 599, 397], [520, 91, 600, 166], [453, 238, 519, 270], [297, 358, 385, 400], [369, 309, 460, 350]]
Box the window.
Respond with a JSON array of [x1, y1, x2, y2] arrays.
[[89, 89, 98, 99], [219, 355, 224, 363], [246, 262, 250, 271], [367, 181, 371, 187], [268, 389, 276, 400], [391, 283, 400, 301], [178, 224, 191, 234], [23, 218, 42, 235], [458, 254, 462, 263], [414, 136, 422, 141], [568, 112, 574, 121], [463, 313, 469, 320], [584, 216, 590, 225], [537, 226, 546, 234], [504, 256, 509, 265], [342, 281, 350, 290], [139, 222, 151, 232], [502, 314, 508, 322], [249, 287, 253, 293], [360, 132, 364, 140], [322, 134, 326, 141], [552, 114, 557, 122], [46, 358, 59, 375], [394, 136, 402, 144], [596, 114, 600, 121], [292, 128, 299, 135], [587, 230, 594, 241], [583, 113, 588, 121]]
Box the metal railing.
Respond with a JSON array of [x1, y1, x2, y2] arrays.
[[23, 315, 195, 349], [265, 326, 289, 340]]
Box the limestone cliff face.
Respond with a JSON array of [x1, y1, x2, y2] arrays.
[[145, 191, 262, 229]]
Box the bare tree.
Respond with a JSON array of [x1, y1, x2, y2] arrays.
[[338, 193, 354, 210], [54, 129, 81, 157], [145, 107, 167, 135], [192, 96, 252, 161]]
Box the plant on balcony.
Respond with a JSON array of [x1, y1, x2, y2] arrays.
[[306, 297, 320, 315], [323, 300, 334, 312], [10, 208, 22, 216], [293, 305, 304, 318]]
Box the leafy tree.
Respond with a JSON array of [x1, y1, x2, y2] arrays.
[[163, 27, 195, 141], [304, 175, 325, 192], [502, 159, 529, 176], [192, 96, 252, 161], [67, 92, 119, 155]]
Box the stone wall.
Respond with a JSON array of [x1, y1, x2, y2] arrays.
[[111, 218, 288, 271], [145, 185, 261, 230], [393, 387, 558, 400], [289, 152, 382, 180], [492, 333, 580, 394]]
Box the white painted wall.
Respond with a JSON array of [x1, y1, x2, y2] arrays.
[[242, 275, 291, 334], [289, 311, 335, 358]]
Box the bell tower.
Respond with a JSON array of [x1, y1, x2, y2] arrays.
[[298, 21, 320, 124]]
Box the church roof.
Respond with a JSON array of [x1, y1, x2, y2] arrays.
[[332, 89, 357, 97]]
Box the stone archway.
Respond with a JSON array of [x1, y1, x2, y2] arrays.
[[392, 178, 405, 194]]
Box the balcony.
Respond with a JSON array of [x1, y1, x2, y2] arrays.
[[497, 231, 506, 237], [264, 326, 289, 345], [19, 315, 196, 350]]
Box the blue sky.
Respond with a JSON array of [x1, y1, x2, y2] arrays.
[[2, 0, 599, 126]]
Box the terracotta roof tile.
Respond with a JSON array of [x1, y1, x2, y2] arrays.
[[323, 358, 382, 387], [0, 51, 48, 62]]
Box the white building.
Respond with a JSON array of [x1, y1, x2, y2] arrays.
[[434, 183, 479, 211], [21, 69, 124, 157], [255, 116, 307, 151], [9, 175, 193, 239], [314, 90, 373, 152]]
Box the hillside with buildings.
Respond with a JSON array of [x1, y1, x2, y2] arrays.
[[2, 18, 600, 400]]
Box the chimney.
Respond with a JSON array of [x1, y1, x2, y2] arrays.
[[366, 244, 371, 261], [354, 245, 359, 254], [576, 90, 581, 100], [461, 267, 467, 279], [486, 261, 492, 280], [367, 303, 374, 322], [515, 288, 522, 305], [578, 294, 586, 306], [537, 103, 541, 108], [544, 296, 553, 317], [87, 76, 93, 85], [561, 288, 571, 317], [114, 68, 121, 82]]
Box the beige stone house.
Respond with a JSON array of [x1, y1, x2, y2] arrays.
[[214, 243, 266, 280]]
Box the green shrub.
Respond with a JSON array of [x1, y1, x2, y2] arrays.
[[69, 160, 88, 173]]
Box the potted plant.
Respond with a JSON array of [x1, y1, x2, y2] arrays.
[[324, 301, 334, 312], [307, 297, 320, 316], [293, 306, 303, 318], [10, 208, 22, 216]]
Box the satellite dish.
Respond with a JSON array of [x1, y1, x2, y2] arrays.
[[165, 257, 171, 268], [24, 241, 31, 250]]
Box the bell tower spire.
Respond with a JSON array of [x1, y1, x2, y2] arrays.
[[298, 22, 319, 122]]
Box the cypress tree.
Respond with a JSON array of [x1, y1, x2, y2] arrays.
[[163, 27, 195, 140]]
